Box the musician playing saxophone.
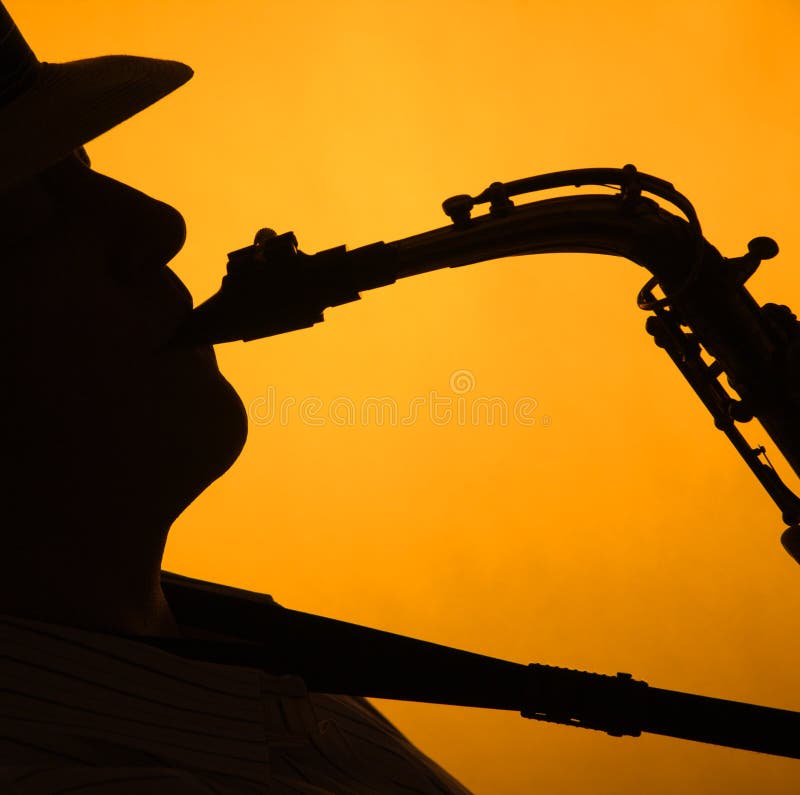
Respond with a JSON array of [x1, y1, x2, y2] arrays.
[[0, 5, 471, 792]]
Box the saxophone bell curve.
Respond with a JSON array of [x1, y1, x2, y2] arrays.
[[176, 164, 800, 556]]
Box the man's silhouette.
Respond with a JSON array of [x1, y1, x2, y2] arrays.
[[0, 5, 470, 791]]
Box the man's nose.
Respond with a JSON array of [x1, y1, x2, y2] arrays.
[[43, 156, 189, 283], [102, 192, 187, 285]]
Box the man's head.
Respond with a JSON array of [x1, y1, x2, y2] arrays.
[[3, 151, 249, 535], [1, 4, 247, 598]]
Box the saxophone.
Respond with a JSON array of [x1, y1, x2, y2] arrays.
[[178, 164, 800, 548], [170, 165, 800, 759]]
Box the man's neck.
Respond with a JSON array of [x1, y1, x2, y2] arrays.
[[0, 529, 181, 637]]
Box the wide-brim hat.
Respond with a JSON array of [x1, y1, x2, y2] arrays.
[[0, 2, 192, 190]]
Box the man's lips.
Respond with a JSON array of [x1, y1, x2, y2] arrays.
[[188, 343, 219, 365], [159, 268, 199, 350], [165, 267, 194, 308]]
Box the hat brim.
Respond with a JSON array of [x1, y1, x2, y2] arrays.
[[0, 55, 192, 189]]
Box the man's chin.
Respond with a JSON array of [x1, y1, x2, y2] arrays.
[[152, 365, 250, 512], [209, 374, 249, 477], [194, 371, 249, 485]]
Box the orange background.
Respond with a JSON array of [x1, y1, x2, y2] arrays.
[[14, 1, 800, 792]]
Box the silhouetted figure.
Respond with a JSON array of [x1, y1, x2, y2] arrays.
[[0, 5, 470, 792]]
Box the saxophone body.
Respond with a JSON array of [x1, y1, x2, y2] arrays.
[[177, 165, 800, 542]]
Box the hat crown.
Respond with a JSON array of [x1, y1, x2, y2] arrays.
[[0, 2, 39, 105]]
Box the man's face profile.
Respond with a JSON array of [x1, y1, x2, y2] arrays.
[[0, 0, 237, 637], [2, 152, 248, 534]]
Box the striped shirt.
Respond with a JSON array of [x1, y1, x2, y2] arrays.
[[0, 579, 472, 794]]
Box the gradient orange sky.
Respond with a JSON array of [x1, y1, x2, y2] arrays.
[[14, 1, 800, 792]]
